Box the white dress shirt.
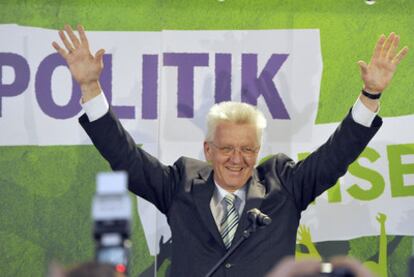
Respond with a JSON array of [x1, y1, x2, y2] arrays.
[[210, 182, 246, 231]]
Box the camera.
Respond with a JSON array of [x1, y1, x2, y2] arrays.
[[317, 263, 355, 277], [92, 172, 132, 275]]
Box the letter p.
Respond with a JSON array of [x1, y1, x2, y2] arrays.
[[0, 53, 30, 117]]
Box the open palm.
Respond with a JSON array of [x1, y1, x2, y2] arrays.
[[358, 32, 408, 94], [52, 24, 104, 87]]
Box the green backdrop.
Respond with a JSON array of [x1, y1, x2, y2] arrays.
[[0, 0, 413, 276]]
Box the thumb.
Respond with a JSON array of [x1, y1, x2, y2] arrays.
[[357, 60, 368, 75], [94, 48, 105, 63]]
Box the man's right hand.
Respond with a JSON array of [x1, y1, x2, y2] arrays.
[[52, 24, 105, 103]]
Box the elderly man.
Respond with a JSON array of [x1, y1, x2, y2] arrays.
[[53, 25, 407, 276]]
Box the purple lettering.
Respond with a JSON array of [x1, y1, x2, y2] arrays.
[[0, 53, 30, 117], [142, 55, 158, 119], [163, 53, 209, 118], [101, 55, 135, 119], [242, 54, 290, 119], [35, 53, 81, 119], [215, 53, 232, 103]]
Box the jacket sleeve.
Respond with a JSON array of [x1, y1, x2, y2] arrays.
[[261, 110, 382, 212], [79, 108, 181, 214]]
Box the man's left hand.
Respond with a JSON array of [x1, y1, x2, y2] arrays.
[[358, 32, 408, 95]]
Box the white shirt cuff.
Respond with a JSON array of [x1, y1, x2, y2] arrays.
[[80, 92, 109, 122], [351, 98, 379, 127]]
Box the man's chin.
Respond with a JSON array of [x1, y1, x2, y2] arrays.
[[223, 179, 248, 191]]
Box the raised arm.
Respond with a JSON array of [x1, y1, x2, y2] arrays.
[[52, 24, 104, 103], [358, 32, 408, 112], [376, 212, 388, 277], [296, 225, 321, 260], [269, 33, 409, 211]]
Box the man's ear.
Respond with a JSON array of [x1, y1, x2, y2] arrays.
[[203, 141, 212, 162]]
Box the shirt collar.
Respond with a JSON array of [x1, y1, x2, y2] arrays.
[[212, 181, 247, 208]]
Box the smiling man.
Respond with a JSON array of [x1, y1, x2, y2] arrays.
[[204, 102, 266, 193], [52, 25, 408, 276]]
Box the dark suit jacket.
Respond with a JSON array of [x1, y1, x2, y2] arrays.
[[79, 109, 382, 277]]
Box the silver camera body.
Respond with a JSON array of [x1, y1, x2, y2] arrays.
[[92, 172, 131, 274]]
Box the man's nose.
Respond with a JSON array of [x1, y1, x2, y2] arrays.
[[229, 148, 243, 163]]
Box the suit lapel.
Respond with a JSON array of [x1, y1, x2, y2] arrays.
[[192, 166, 225, 247], [233, 172, 266, 241], [192, 168, 267, 249]]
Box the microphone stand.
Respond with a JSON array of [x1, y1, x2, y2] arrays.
[[204, 218, 262, 277]]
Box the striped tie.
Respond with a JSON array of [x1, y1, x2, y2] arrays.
[[220, 193, 239, 249]]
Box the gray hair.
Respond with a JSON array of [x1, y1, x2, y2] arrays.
[[205, 101, 267, 143]]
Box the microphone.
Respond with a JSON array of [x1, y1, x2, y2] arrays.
[[247, 208, 272, 226]]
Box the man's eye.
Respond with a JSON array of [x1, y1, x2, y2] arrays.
[[242, 147, 254, 153], [221, 146, 234, 153]]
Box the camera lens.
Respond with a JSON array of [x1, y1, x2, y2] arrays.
[[331, 267, 355, 277]]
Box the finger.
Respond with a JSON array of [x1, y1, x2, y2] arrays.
[[381, 32, 395, 58], [289, 259, 321, 276], [392, 46, 409, 65], [372, 34, 386, 61], [59, 30, 75, 52], [331, 256, 374, 277], [52, 41, 68, 59], [266, 257, 296, 277], [64, 24, 81, 48], [77, 24, 89, 48], [386, 35, 399, 60], [266, 257, 320, 277], [357, 60, 368, 75], [94, 49, 105, 63]]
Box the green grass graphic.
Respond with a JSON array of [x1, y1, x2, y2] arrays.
[[0, 1, 413, 276]]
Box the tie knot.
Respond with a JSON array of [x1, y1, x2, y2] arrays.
[[224, 193, 236, 206]]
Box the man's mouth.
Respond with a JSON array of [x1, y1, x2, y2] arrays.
[[226, 167, 243, 172]]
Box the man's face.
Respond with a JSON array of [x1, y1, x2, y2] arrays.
[[204, 122, 260, 192]]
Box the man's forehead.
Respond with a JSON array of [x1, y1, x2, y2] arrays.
[[214, 122, 259, 142]]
